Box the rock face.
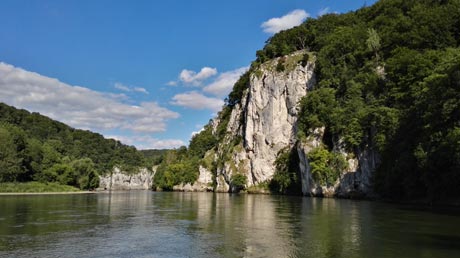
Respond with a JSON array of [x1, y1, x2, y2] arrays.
[[188, 50, 380, 197], [173, 165, 214, 192], [296, 128, 380, 197], [99, 167, 154, 190], [213, 51, 316, 192], [244, 53, 315, 184]]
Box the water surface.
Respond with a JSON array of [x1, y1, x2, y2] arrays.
[[1, 191, 459, 258]]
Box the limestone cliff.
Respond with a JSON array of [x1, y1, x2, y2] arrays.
[[99, 167, 154, 190], [296, 128, 380, 197], [172, 165, 214, 192], [193, 50, 381, 197], [210, 51, 316, 192]]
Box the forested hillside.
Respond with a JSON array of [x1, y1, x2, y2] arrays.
[[154, 0, 460, 202], [0, 103, 147, 190]]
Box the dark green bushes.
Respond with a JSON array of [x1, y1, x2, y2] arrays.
[[307, 146, 347, 186], [292, 0, 460, 201], [231, 174, 247, 192], [153, 125, 217, 190], [269, 148, 302, 195]]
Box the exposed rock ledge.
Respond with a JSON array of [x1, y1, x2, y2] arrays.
[[99, 167, 154, 190], [172, 165, 214, 192]]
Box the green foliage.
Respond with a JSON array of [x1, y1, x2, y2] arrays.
[[300, 53, 310, 67], [152, 146, 201, 190], [152, 121, 219, 190], [0, 124, 25, 182], [307, 146, 347, 186], [230, 174, 247, 192], [71, 158, 100, 190], [276, 57, 286, 72], [374, 48, 460, 201], [227, 71, 250, 107], [366, 28, 381, 61], [215, 106, 232, 141], [0, 182, 80, 193], [141, 149, 167, 165], [269, 148, 302, 195], [0, 103, 147, 190], [286, 0, 460, 201], [298, 88, 338, 133], [188, 125, 217, 158]]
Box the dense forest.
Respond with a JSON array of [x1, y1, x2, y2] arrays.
[[154, 0, 460, 202], [0, 103, 149, 190]]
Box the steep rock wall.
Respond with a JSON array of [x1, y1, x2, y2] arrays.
[[173, 165, 214, 192], [296, 129, 380, 198], [213, 51, 315, 191], [99, 167, 154, 190], [193, 51, 379, 197]]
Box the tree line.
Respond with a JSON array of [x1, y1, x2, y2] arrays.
[[0, 103, 148, 190]]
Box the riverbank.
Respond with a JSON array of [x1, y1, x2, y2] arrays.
[[0, 182, 82, 194], [0, 191, 94, 195]]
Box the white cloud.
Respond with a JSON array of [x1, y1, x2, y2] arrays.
[[170, 91, 224, 112], [114, 82, 130, 92], [261, 9, 309, 34], [203, 66, 249, 97], [0, 62, 178, 133], [108, 135, 185, 150], [133, 87, 148, 94], [318, 7, 331, 17], [179, 67, 217, 85], [114, 82, 149, 94], [166, 81, 178, 86], [191, 127, 205, 138]]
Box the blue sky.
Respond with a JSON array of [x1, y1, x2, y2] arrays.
[[0, 0, 377, 149]]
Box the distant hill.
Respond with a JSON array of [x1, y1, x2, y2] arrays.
[[0, 102, 149, 189], [140, 149, 168, 165]]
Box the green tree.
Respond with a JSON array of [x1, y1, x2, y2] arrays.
[[71, 158, 99, 190], [307, 146, 347, 186], [0, 125, 23, 182], [270, 148, 301, 194], [366, 28, 381, 61], [231, 174, 247, 192]]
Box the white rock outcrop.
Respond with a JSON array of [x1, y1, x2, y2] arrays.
[[186, 51, 380, 197], [99, 167, 154, 190], [173, 165, 214, 192], [214, 51, 316, 191], [296, 129, 380, 197]]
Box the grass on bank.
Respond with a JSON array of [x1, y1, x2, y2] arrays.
[[0, 182, 81, 193]]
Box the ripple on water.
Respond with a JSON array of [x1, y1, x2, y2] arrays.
[[1, 192, 460, 258]]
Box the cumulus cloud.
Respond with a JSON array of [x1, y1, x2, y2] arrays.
[[318, 7, 331, 17], [114, 82, 149, 94], [179, 67, 217, 85], [170, 91, 224, 112], [261, 9, 309, 34], [0, 62, 178, 133], [203, 66, 249, 97], [108, 135, 185, 150]]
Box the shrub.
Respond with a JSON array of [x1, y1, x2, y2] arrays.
[[231, 174, 247, 192]]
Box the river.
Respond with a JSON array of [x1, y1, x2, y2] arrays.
[[0, 191, 459, 258]]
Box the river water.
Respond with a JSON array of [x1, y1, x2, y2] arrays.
[[0, 191, 459, 258]]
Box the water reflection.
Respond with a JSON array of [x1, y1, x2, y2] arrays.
[[1, 192, 460, 258]]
